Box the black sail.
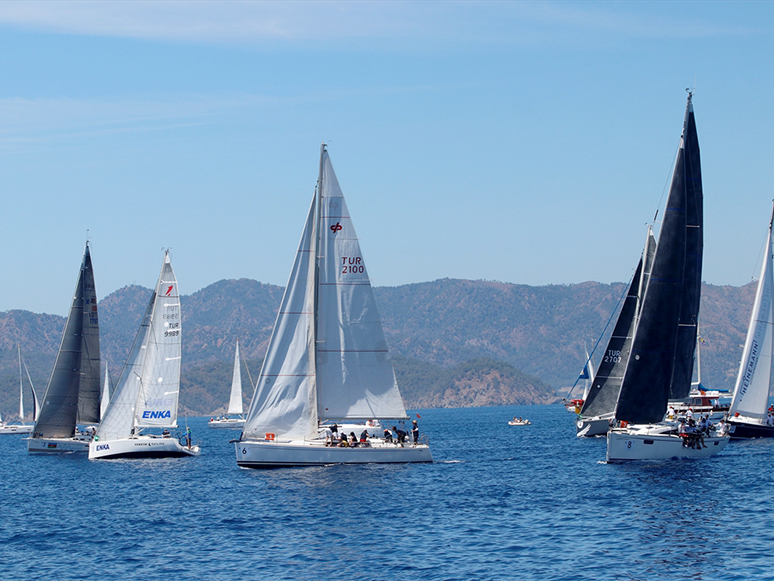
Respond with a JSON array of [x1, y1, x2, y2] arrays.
[[32, 244, 100, 438], [615, 95, 703, 424], [77, 245, 101, 423], [581, 231, 656, 419]]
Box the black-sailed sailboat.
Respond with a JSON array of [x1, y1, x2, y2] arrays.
[[28, 242, 101, 453], [606, 92, 729, 461]]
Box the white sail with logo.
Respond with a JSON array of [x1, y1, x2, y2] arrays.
[[729, 207, 774, 421], [316, 154, 407, 421], [96, 252, 181, 442], [227, 340, 244, 415]]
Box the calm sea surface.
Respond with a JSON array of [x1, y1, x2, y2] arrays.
[[1, 404, 770, 580]]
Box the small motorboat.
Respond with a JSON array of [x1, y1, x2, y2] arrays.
[[508, 418, 531, 426]]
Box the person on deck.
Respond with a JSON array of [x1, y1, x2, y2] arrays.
[[412, 420, 419, 444], [383, 429, 393, 443]]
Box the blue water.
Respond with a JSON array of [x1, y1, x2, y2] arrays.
[[1, 405, 770, 580]]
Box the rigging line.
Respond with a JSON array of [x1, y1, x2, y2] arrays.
[[566, 268, 637, 398], [750, 223, 769, 283], [240, 347, 257, 396]]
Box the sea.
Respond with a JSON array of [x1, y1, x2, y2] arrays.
[[1, 404, 771, 581]]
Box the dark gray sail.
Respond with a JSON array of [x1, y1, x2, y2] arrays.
[[77, 245, 101, 423], [32, 244, 100, 438], [668, 102, 703, 400], [581, 233, 655, 418], [615, 94, 703, 424]]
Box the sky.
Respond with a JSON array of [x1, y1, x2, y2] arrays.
[[1, 1, 773, 315]]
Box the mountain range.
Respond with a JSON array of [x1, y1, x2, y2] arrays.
[[0, 277, 756, 418]]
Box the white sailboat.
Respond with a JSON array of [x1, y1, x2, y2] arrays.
[[209, 339, 246, 429], [605, 93, 729, 461], [235, 145, 432, 468], [100, 366, 111, 420], [89, 252, 200, 459], [0, 346, 39, 435], [28, 243, 101, 453], [726, 203, 774, 439]]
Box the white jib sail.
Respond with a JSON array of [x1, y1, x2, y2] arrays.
[[242, 198, 317, 440], [227, 340, 243, 415], [18, 345, 24, 420], [730, 215, 774, 420], [134, 253, 182, 429], [100, 366, 111, 420], [96, 294, 155, 441], [316, 150, 407, 421]]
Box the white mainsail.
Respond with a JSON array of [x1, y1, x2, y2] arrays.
[[227, 340, 244, 415], [96, 252, 181, 442], [729, 208, 774, 421], [242, 146, 407, 442]]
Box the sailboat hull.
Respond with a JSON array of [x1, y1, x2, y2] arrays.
[[235, 439, 433, 468], [727, 419, 774, 439], [89, 436, 201, 459], [606, 427, 729, 462], [27, 436, 90, 453], [0, 424, 33, 435], [576, 417, 611, 438], [208, 418, 245, 429]]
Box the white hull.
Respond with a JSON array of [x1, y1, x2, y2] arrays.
[[208, 418, 245, 429], [89, 436, 201, 459], [576, 417, 611, 438], [27, 436, 91, 453], [508, 420, 531, 426], [0, 423, 33, 435], [606, 426, 729, 462], [236, 438, 433, 468]]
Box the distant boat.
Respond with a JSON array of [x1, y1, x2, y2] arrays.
[[235, 145, 432, 467], [209, 339, 246, 429], [606, 92, 729, 462], [100, 366, 111, 420], [89, 252, 200, 459], [0, 345, 39, 435], [27, 243, 101, 453], [508, 418, 531, 426], [564, 347, 596, 413], [726, 204, 774, 439]]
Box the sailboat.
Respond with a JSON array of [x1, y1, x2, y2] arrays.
[[606, 92, 729, 462], [234, 145, 432, 468], [89, 251, 200, 459], [726, 204, 774, 438], [577, 228, 656, 437], [0, 346, 39, 435], [564, 347, 596, 413], [100, 366, 111, 420], [28, 242, 101, 453], [209, 339, 246, 429]]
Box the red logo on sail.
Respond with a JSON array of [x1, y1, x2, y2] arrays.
[[165, 285, 173, 296], [330, 222, 343, 233]]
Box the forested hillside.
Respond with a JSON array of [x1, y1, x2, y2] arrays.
[[0, 278, 755, 418]]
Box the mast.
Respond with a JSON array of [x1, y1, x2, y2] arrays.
[[18, 345, 23, 420], [307, 143, 325, 435]]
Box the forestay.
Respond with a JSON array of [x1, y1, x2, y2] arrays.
[[729, 207, 774, 420]]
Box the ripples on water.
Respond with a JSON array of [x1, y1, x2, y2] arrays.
[[1, 405, 771, 580]]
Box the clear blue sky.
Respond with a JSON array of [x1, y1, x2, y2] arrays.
[[1, 1, 772, 315]]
